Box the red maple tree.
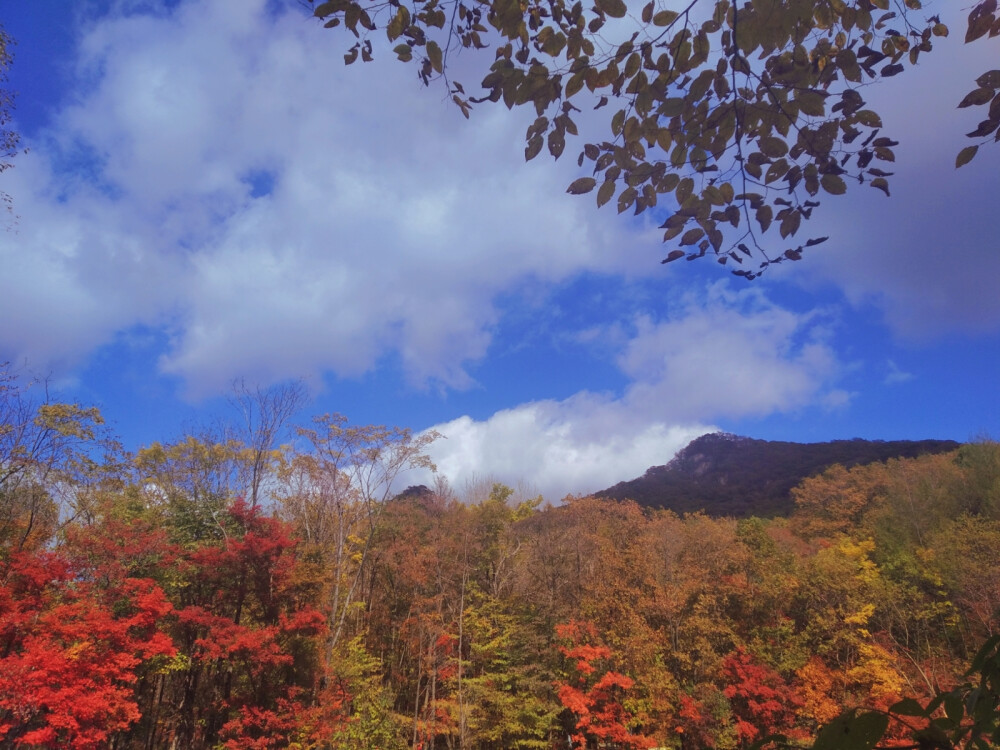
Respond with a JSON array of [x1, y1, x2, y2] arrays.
[[0, 547, 175, 748], [555, 620, 656, 750]]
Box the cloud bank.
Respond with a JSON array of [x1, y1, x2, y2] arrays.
[[423, 285, 847, 499], [1, 0, 660, 395]]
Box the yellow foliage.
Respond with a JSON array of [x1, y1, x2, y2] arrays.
[[35, 402, 104, 439], [843, 602, 875, 628], [846, 642, 904, 707]]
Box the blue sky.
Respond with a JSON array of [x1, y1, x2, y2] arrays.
[[2, 0, 998, 500]]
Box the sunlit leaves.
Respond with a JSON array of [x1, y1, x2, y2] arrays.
[[0, 543, 175, 748], [555, 620, 656, 750], [4, 409, 1000, 750]]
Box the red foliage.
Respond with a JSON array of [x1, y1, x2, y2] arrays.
[[0, 503, 337, 749], [0, 548, 175, 749], [555, 620, 656, 750], [169, 500, 335, 744], [219, 685, 349, 749], [721, 647, 805, 745], [670, 692, 719, 749]]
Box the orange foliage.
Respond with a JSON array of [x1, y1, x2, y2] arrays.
[[796, 657, 842, 725]]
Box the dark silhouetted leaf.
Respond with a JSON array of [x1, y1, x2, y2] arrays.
[[821, 174, 847, 195], [597, 0, 627, 18], [680, 227, 705, 245], [870, 177, 890, 195], [976, 70, 1000, 88], [567, 177, 596, 194], [597, 180, 615, 207], [813, 711, 890, 750], [890, 698, 927, 717], [426, 41, 443, 73], [960, 87, 995, 107], [956, 145, 979, 167]]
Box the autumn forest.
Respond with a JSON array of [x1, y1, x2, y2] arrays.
[[2, 369, 999, 749]]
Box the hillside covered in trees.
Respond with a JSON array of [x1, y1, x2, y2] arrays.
[[596, 432, 962, 517], [2, 370, 999, 749]]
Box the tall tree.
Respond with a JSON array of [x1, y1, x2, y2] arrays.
[[145, 500, 334, 749], [0, 364, 108, 552], [134, 433, 244, 546], [281, 414, 438, 655]]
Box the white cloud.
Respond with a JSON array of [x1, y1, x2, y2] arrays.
[[0, 0, 661, 395], [422, 284, 844, 499], [617, 284, 840, 421], [426, 403, 713, 502], [3, 0, 995, 395], [2, 0, 992, 488], [0, 153, 185, 372]]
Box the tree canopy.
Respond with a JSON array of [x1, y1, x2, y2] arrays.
[[308, 0, 999, 275], [2, 364, 1000, 748]]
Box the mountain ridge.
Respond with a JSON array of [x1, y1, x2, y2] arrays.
[[594, 432, 962, 517]]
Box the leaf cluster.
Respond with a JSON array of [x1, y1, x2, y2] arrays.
[[307, 0, 994, 274]]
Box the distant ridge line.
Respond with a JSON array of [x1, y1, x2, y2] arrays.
[[595, 432, 962, 517]]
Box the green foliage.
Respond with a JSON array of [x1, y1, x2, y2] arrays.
[[956, 440, 1000, 517], [308, 0, 998, 273], [134, 436, 241, 546], [461, 598, 560, 748]]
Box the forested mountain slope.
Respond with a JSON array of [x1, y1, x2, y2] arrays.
[[596, 432, 961, 517], [2, 370, 999, 749]]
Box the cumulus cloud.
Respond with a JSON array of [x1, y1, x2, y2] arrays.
[[422, 284, 845, 499], [0, 153, 184, 372], [3, 0, 994, 395], [427, 405, 712, 502], [0, 0, 661, 394], [617, 285, 841, 421]]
